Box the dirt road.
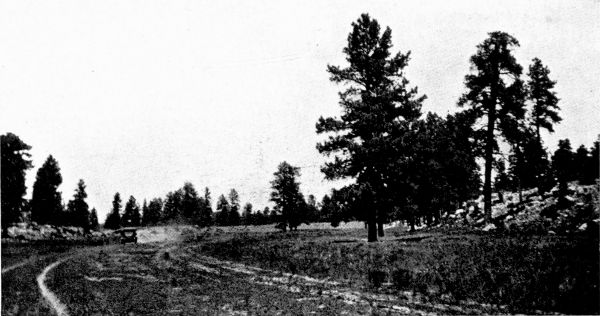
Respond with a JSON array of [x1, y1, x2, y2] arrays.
[[2, 227, 435, 315]]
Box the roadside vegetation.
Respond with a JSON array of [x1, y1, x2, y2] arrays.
[[191, 226, 599, 314]]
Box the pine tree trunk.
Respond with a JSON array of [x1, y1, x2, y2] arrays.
[[484, 103, 496, 222], [368, 206, 378, 242], [377, 221, 384, 237]]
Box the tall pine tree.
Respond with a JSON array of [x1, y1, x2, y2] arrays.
[[215, 194, 230, 226], [228, 189, 241, 226], [31, 155, 64, 225], [104, 192, 122, 229], [122, 195, 141, 226], [527, 58, 561, 142], [458, 31, 526, 221], [142, 198, 163, 226], [199, 187, 213, 227], [270, 162, 306, 231], [66, 179, 91, 231], [316, 14, 425, 241], [89, 208, 99, 230], [1, 133, 33, 230]]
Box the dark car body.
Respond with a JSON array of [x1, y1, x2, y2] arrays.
[[115, 227, 138, 244]]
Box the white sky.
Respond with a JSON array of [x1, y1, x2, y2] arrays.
[[1, 0, 598, 221]]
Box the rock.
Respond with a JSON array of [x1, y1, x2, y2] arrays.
[[455, 208, 465, 215], [492, 205, 508, 219], [523, 187, 538, 197], [482, 223, 496, 232], [392, 305, 411, 314], [578, 223, 588, 231]]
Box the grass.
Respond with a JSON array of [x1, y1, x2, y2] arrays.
[[2, 224, 597, 314], [192, 226, 600, 314]]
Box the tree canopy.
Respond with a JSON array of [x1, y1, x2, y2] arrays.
[[1, 133, 33, 229], [316, 13, 425, 241], [270, 161, 306, 231], [31, 155, 64, 225]]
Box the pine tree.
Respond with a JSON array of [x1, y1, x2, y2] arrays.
[[143, 198, 163, 226], [590, 141, 600, 182], [89, 208, 99, 230], [215, 194, 230, 226], [458, 31, 527, 221], [199, 187, 213, 227], [270, 161, 305, 231], [66, 179, 91, 231], [242, 203, 253, 225], [182, 182, 201, 222], [122, 195, 141, 226], [31, 155, 65, 225], [495, 158, 512, 194], [552, 139, 574, 200], [228, 189, 241, 226], [316, 14, 425, 241], [104, 192, 122, 229], [1, 133, 33, 230], [306, 194, 319, 222], [163, 189, 183, 222], [527, 58, 561, 142], [574, 145, 591, 184]]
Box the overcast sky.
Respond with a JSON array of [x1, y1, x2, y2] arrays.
[[1, 0, 598, 221]]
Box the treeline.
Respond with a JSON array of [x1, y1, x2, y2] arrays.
[[1, 133, 99, 233], [314, 14, 600, 241]]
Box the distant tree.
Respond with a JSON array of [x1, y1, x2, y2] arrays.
[[263, 206, 273, 224], [494, 158, 512, 194], [104, 192, 122, 229], [270, 161, 306, 231], [324, 190, 347, 227], [389, 111, 480, 228], [316, 14, 425, 241], [181, 182, 202, 222], [527, 58, 561, 142], [141, 200, 149, 226], [31, 155, 65, 225], [163, 189, 183, 222], [242, 203, 253, 225], [89, 208, 99, 230], [305, 194, 319, 222], [228, 189, 241, 226], [215, 194, 230, 226], [574, 145, 592, 184], [591, 141, 600, 182], [199, 187, 213, 226], [253, 208, 266, 225], [458, 31, 527, 221], [122, 195, 141, 227], [552, 139, 574, 200], [320, 194, 334, 223], [66, 179, 91, 231], [1, 133, 33, 231], [504, 126, 545, 200], [143, 198, 163, 226]]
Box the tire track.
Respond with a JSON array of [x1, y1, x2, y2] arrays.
[[36, 258, 71, 316], [2, 259, 34, 274]]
